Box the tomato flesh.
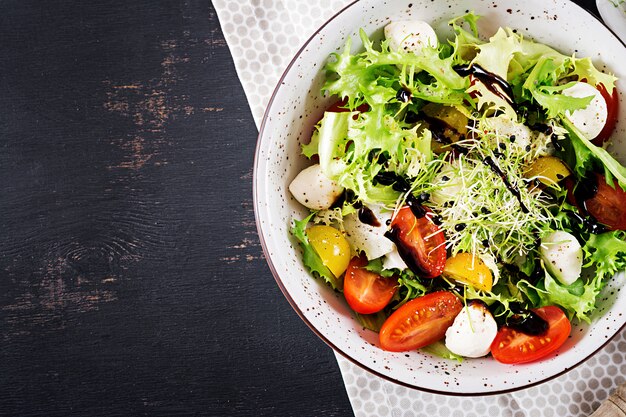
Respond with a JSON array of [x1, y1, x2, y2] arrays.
[[306, 225, 351, 278], [491, 306, 571, 364], [386, 206, 446, 278], [379, 291, 462, 352], [592, 84, 619, 146], [443, 252, 493, 292], [344, 256, 397, 314], [584, 174, 626, 231], [566, 174, 626, 231]]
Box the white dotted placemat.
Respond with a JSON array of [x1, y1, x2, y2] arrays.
[[212, 1, 626, 415]]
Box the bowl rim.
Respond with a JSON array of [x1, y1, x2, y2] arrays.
[[253, 0, 626, 395]]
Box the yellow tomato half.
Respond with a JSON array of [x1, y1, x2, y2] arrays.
[[524, 156, 571, 187], [306, 225, 351, 278], [443, 252, 493, 292]]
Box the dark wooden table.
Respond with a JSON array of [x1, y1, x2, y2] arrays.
[[0, 0, 600, 416]]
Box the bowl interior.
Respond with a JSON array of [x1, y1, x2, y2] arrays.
[[255, 0, 626, 394]]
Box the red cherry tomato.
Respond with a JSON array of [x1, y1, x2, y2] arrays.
[[491, 306, 571, 364], [584, 173, 626, 231], [379, 291, 462, 352], [592, 83, 619, 146], [387, 206, 446, 278], [565, 173, 626, 231], [343, 256, 397, 314]]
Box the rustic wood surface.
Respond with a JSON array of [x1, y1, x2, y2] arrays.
[[0, 0, 600, 416]]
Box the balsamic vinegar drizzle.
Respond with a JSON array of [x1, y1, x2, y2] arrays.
[[506, 303, 549, 336], [565, 210, 607, 234], [396, 86, 412, 103], [358, 206, 381, 227], [483, 156, 529, 213], [454, 64, 517, 109], [567, 175, 608, 234]]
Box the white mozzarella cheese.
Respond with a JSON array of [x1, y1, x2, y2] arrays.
[[343, 205, 394, 260], [384, 21, 438, 55], [539, 230, 582, 286], [288, 164, 344, 210], [382, 246, 408, 271], [480, 115, 533, 154], [445, 302, 498, 358], [562, 82, 608, 140]]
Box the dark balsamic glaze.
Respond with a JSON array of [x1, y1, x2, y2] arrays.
[[568, 175, 608, 234], [330, 189, 356, 209], [358, 206, 381, 227], [396, 86, 412, 103], [574, 175, 599, 203], [406, 193, 428, 219], [373, 171, 411, 193], [506, 303, 549, 336], [423, 116, 454, 147], [483, 156, 529, 213], [533, 123, 553, 135], [550, 135, 563, 151], [564, 210, 608, 234], [454, 64, 517, 109]]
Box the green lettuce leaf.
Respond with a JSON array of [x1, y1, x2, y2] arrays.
[[561, 118, 626, 189], [570, 57, 617, 91], [354, 311, 388, 332], [302, 130, 320, 158], [522, 57, 594, 118], [472, 27, 523, 79], [583, 231, 626, 283], [291, 213, 342, 290], [529, 264, 602, 323], [317, 111, 352, 179]]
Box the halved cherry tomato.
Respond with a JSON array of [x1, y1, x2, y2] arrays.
[[379, 291, 462, 352], [344, 256, 397, 314], [491, 306, 571, 364], [593, 83, 619, 146], [386, 206, 446, 278], [584, 174, 626, 231], [524, 156, 571, 187], [566, 173, 626, 231], [306, 225, 351, 278], [443, 252, 493, 292]]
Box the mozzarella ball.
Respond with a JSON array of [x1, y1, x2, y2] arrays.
[[288, 164, 344, 210], [445, 301, 498, 358], [562, 82, 608, 140], [343, 205, 394, 260], [540, 230, 582, 286], [384, 21, 438, 55]]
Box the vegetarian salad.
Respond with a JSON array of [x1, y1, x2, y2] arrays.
[[289, 13, 626, 364]]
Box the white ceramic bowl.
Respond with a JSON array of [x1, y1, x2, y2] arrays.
[[254, 0, 626, 394]]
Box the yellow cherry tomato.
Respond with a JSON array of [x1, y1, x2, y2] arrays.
[[524, 156, 571, 187], [306, 225, 351, 278], [443, 252, 493, 292]]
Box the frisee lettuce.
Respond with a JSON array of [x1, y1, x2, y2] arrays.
[[583, 231, 626, 283]]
